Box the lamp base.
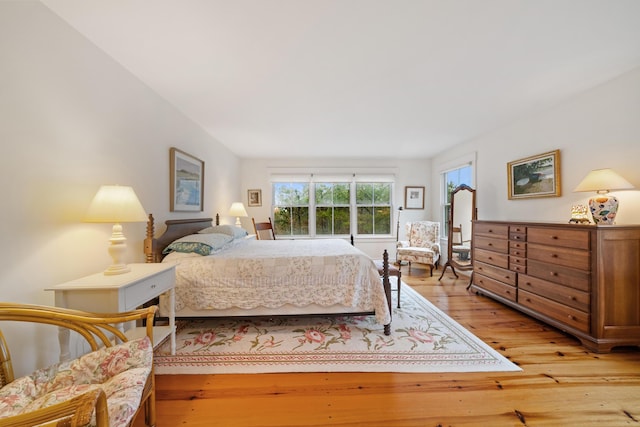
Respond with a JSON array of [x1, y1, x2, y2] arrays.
[[104, 264, 131, 275], [589, 195, 618, 225]]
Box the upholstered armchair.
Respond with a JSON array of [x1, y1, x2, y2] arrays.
[[396, 221, 441, 276]]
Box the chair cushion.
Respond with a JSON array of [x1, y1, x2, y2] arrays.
[[0, 336, 152, 427]]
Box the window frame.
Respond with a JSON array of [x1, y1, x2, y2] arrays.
[[271, 174, 396, 238]]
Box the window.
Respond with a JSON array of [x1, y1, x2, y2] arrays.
[[273, 182, 309, 237], [442, 164, 473, 236], [356, 182, 392, 235], [315, 182, 350, 235], [272, 175, 394, 237]]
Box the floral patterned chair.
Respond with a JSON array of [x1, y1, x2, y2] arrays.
[[396, 221, 441, 276], [0, 304, 157, 427]]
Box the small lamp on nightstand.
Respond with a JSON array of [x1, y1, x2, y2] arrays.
[[228, 202, 248, 227], [85, 185, 148, 275], [573, 168, 635, 225]]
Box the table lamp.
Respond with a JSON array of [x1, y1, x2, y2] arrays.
[[573, 168, 635, 224], [228, 202, 248, 227], [85, 185, 148, 275]]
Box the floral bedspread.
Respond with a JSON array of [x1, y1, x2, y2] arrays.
[[166, 239, 391, 325]]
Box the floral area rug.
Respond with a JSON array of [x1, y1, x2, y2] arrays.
[[153, 283, 520, 374]]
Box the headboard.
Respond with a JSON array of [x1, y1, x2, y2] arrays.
[[144, 213, 219, 263]]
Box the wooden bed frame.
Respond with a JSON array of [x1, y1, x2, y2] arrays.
[[143, 214, 392, 335]]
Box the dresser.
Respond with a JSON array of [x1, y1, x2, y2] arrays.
[[471, 220, 640, 352], [46, 263, 176, 361]]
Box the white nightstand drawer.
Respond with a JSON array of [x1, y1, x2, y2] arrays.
[[124, 268, 174, 309]]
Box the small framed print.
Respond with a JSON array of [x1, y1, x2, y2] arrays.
[[170, 147, 204, 212], [507, 149, 561, 199], [248, 189, 262, 207], [404, 186, 425, 209]]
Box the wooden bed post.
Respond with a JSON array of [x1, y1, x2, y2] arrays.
[[382, 249, 392, 335], [144, 214, 155, 263]]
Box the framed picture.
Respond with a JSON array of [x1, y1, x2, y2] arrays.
[[405, 186, 425, 209], [248, 189, 262, 207], [170, 147, 204, 211], [507, 149, 561, 200]]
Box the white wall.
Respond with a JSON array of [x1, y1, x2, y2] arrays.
[[240, 157, 433, 258], [431, 67, 640, 226], [0, 2, 240, 376]]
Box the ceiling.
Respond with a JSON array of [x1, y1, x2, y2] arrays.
[[42, 0, 640, 159]]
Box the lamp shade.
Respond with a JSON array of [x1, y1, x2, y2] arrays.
[[573, 168, 635, 193], [228, 202, 248, 217], [85, 185, 148, 223]]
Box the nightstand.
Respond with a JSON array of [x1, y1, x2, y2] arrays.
[[46, 263, 176, 361]]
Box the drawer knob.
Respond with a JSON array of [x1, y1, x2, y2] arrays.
[[551, 235, 558, 240], [550, 272, 558, 277]]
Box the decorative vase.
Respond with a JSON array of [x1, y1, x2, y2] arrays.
[[588, 196, 618, 225]]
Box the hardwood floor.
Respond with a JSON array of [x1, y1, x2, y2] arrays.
[[134, 266, 640, 426]]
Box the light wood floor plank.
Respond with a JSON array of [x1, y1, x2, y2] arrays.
[[134, 269, 640, 426]]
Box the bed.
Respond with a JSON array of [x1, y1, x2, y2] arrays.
[[143, 214, 392, 334]]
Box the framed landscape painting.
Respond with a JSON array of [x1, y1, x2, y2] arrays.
[[507, 150, 561, 199], [170, 147, 204, 211]]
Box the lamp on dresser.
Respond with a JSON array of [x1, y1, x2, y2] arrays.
[[228, 201, 248, 227], [84, 185, 148, 275], [573, 168, 635, 224]]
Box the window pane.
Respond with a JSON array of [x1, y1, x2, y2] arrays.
[[374, 206, 391, 234], [315, 183, 333, 204], [356, 183, 373, 204], [316, 206, 332, 234], [357, 206, 373, 234], [333, 183, 350, 204], [334, 206, 350, 234], [373, 183, 391, 204], [291, 207, 309, 235]]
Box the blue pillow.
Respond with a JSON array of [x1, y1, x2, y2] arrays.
[[162, 233, 234, 255]]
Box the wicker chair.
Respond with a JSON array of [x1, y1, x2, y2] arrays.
[[0, 303, 158, 427]]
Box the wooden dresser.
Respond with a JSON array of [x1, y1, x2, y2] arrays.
[[471, 220, 640, 352]]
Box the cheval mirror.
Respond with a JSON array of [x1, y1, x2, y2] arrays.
[[439, 184, 476, 283]]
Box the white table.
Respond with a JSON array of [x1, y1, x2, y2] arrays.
[[46, 263, 176, 361]]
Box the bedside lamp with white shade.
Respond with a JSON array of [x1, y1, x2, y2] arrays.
[[228, 202, 248, 227], [573, 168, 635, 225], [85, 185, 148, 275]]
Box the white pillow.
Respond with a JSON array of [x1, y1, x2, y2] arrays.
[[198, 224, 248, 239]]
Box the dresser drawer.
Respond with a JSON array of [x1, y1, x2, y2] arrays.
[[474, 236, 509, 253], [124, 269, 174, 309], [527, 243, 590, 270], [527, 227, 590, 250], [474, 222, 509, 238], [509, 244, 526, 258], [519, 289, 589, 333], [527, 260, 590, 292], [509, 225, 527, 234], [509, 240, 527, 252], [473, 274, 517, 302], [474, 248, 509, 269], [509, 232, 527, 243], [519, 274, 590, 312], [474, 261, 516, 286], [509, 255, 527, 272]]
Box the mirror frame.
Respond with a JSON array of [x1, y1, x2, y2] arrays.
[[439, 184, 476, 280]]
